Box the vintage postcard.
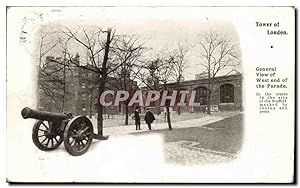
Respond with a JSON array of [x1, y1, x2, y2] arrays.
[[6, 6, 295, 183]]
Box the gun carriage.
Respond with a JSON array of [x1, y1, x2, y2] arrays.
[[21, 107, 95, 156]]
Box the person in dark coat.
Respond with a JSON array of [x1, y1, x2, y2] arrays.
[[144, 109, 155, 130], [133, 108, 141, 130]]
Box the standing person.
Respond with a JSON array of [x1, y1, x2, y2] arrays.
[[144, 108, 155, 130], [133, 108, 141, 130]]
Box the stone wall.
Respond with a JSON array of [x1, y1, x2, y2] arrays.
[[160, 74, 243, 113]]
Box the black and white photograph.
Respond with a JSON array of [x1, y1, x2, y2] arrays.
[[6, 6, 295, 183]]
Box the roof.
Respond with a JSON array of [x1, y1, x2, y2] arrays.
[[140, 73, 243, 90]]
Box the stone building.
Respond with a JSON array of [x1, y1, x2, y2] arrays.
[[74, 64, 138, 117], [38, 55, 138, 117], [39, 55, 242, 116], [141, 73, 243, 114], [38, 56, 78, 114]]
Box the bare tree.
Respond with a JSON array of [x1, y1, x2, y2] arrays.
[[38, 32, 79, 113], [168, 44, 189, 115], [81, 73, 99, 118], [54, 25, 147, 137], [107, 35, 146, 125], [36, 25, 58, 71], [36, 25, 76, 113], [52, 36, 73, 112], [39, 56, 69, 112], [57, 25, 115, 138], [197, 31, 240, 114], [135, 52, 175, 130], [35, 25, 59, 108]]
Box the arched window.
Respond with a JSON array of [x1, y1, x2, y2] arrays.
[[195, 87, 208, 105], [220, 84, 234, 103]]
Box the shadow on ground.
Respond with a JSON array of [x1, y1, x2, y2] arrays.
[[129, 114, 243, 154]]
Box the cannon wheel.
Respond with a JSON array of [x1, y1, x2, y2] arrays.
[[63, 116, 94, 156], [32, 120, 63, 151]]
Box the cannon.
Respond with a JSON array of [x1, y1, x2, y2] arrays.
[[21, 107, 95, 156]]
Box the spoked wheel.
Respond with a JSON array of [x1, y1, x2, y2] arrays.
[[32, 120, 63, 151], [63, 116, 94, 156]]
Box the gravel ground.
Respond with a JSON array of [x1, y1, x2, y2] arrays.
[[165, 141, 236, 166]]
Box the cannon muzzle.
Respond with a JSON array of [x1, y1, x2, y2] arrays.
[[21, 107, 68, 122]]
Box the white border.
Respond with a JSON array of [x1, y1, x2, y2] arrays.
[[1, 1, 299, 187]]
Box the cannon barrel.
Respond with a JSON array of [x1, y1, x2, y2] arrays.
[[21, 107, 68, 122]]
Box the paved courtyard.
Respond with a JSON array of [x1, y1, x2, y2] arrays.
[[89, 111, 241, 134], [130, 113, 243, 165], [96, 111, 243, 165]]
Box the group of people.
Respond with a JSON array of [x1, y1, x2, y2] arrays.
[[133, 108, 155, 131]]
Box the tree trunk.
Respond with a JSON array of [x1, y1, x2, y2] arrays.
[[97, 83, 104, 136], [61, 63, 66, 112], [207, 90, 211, 114], [37, 43, 43, 110], [177, 106, 181, 115], [166, 106, 172, 130], [97, 104, 104, 136], [124, 104, 129, 125], [176, 84, 181, 115], [164, 83, 172, 130], [96, 28, 111, 137]]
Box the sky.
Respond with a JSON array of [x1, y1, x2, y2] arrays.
[[25, 7, 242, 81]]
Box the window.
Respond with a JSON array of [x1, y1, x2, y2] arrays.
[[220, 84, 234, 103], [195, 87, 208, 105], [81, 93, 87, 100], [81, 82, 86, 89], [81, 72, 87, 78]]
